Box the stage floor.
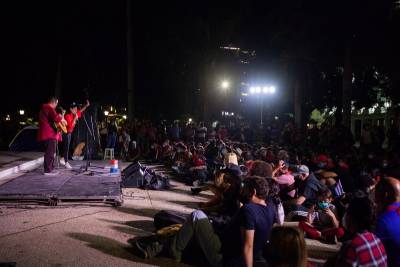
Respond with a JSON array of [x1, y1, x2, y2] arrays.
[[0, 160, 123, 206]]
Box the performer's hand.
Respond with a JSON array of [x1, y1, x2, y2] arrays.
[[86, 100, 90, 107]]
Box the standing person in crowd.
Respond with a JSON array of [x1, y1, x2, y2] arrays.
[[196, 122, 207, 144], [60, 100, 90, 169], [375, 177, 400, 267], [334, 195, 387, 267], [119, 127, 131, 160], [106, 119, 118, 149], [169, 121, 180, 141], [37, 96, 64, 175]]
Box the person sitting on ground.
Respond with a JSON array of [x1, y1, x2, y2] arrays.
[[290, 165, 327, 212], [187, 146, 207, 186], [375, 177, 400, 267], [196, 168, 242, 217], [334, 195, 387, 267], [297, 188, 344, 243], [265, 226, 312, 267], [274, 163, 296, 200], [134, 176, 276, 267], [248, 160, 284, 225]]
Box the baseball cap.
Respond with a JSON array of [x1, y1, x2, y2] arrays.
[[70, 102, 78, 109], [293, 165, 309, 176]]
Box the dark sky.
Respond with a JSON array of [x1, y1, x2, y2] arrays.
[[2, 1, 398, 119]]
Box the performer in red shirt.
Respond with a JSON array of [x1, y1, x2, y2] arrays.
[[38, 97, 64, 175], [60, 100, 90, 169]]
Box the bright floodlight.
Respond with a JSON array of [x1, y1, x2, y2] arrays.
[[188, 118, 193, 123], [263, 87, 269, 94], [122, 115, 127, 119], [249, 87, 256, 94], [221, 80, 230, 89], [255, 87, 261, 93], [270, 86, 276, 94], [104, 110, 109, 116], [19, 110, 25, 115]]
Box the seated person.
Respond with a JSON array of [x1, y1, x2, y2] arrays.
[[265, 226, 313, 267], [197, 168, 242, 218], [289, 165, 327, 212], [134, 176, 276, 267], [375, 177, 400, 267], [275, 164, 296, 200], [315, 170, 345, 198], [187, 147, 207, 186], [248, 160, 284, 225], [334, 195, 387, 267], [297, 189, 344, 243]]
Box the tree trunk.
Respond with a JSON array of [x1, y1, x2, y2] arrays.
[[126, 0, 134, 121], [55, 52, 62, 98], [342, 44, 352, 128], [294, 79, 302, 128]]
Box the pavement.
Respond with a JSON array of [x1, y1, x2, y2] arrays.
[[0, 152, 43, 181], [0, 161, 210, 267]]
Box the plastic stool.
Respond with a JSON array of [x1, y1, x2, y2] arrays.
[[104, 148, 114, 160]]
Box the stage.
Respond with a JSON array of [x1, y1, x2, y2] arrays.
[[0, 160, 123, 206]]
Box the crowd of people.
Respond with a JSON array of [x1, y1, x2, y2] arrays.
[[37, 97, 399, 266], [111, 118, 399, 267]]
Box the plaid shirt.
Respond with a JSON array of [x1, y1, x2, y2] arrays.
[[336, 232, 387, 267]]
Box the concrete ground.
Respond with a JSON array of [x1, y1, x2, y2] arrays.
[[0, 163, 210, 267]]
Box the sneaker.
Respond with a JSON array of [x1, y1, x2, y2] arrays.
[[59, 158, 66, 166], [134, 240, 164, 259], [65, 162, 72, 169], [44, 171, 59, 176]]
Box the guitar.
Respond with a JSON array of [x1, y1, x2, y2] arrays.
[[52, 108, 68, 134]]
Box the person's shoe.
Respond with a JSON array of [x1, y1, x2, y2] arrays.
[[134, 240, 164, 259], [65, 162, 72, 169], [59, 158, 66, 166], [44, 171, 59, 176], [191, 187, 202, 195]]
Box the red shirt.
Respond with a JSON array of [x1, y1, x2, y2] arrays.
[[64, 110, 82, 133], [37, 104, 63, 141]]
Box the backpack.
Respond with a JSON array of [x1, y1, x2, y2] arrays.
[[154, 210, 188, 230]]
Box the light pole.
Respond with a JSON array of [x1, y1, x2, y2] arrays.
[[220, 80, 230, 119], [249, 85, 276, 126]]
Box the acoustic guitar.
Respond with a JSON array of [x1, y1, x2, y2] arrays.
[[52, 108, 68, 134]]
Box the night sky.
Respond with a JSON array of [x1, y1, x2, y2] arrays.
[[3, 1, 398, 119]]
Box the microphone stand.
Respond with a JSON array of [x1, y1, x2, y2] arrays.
[[82, 112, 94, 172]]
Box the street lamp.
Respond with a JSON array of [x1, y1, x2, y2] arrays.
[[122, 115, 127, 120], [104, 110, 109, 116], [221, 80, 230, 90], [19, 110, 25, 115]]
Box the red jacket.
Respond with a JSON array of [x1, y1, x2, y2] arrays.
[[37, 104, 63, 141], [64, 110, 82, 133]]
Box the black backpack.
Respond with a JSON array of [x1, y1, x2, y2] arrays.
[[153, 210, 187, 230]]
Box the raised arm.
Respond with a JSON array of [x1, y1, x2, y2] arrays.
[[79, 100, 90, 113]]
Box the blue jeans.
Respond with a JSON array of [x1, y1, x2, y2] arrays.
[[106, 132, 117, 149]]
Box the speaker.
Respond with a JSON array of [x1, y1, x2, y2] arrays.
[[122, 162, 142, 178]]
